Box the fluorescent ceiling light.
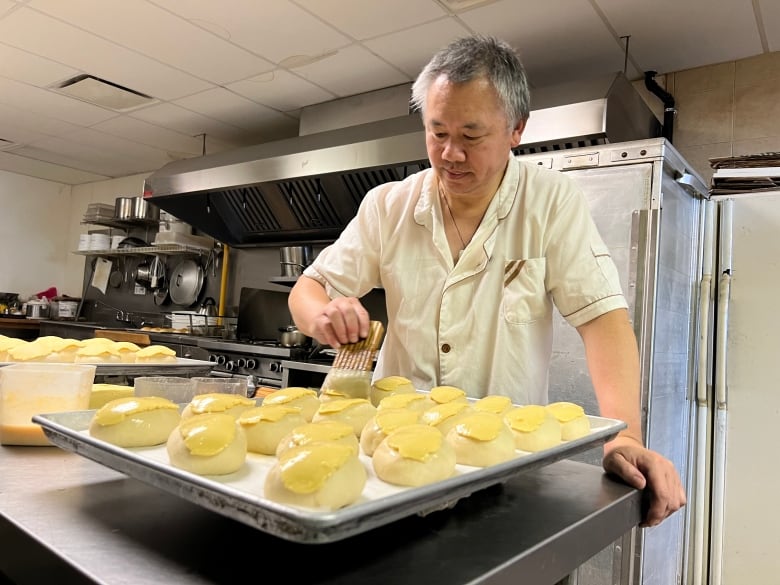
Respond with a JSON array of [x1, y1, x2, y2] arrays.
[[52, 75, 156, 111]]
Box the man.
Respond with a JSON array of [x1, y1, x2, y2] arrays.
[[289, 35, 685, 527]]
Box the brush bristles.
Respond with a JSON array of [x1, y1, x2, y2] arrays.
[[332, 321, 384, 371]]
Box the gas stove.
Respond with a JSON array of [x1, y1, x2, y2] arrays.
[[195, 337, 329, 391]]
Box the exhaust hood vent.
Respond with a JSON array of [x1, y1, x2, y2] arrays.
[[145, 72, 657, 247]]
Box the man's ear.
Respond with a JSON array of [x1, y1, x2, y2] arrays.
[[511, 118, 527, 148]]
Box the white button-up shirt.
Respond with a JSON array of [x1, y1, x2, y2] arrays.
[[304, 156, 627, 404]]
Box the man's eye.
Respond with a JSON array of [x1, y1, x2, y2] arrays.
[[464, 135, 480, 141], [434, 133, 447, 139]]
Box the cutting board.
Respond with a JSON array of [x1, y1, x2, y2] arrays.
[[94, 329, 151, 346]]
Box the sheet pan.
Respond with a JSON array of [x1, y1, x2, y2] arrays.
[[1, 357, 214, 377], [34, 407, 625, 544]]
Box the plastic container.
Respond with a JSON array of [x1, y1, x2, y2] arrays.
[[0, 363, 96, 445], [190, 377, 248, 397], [134, 376, 195, 403]]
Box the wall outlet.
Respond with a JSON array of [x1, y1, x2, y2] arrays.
[[133, 284, 146, 295]]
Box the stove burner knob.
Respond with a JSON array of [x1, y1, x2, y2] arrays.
[[236, 358, 247, 369], [208, 354, 218, 362], [269, 361, 282, 373], [225, 360, 236, 372], [245, 359, 257, 370], [213, 355, 227, 365]]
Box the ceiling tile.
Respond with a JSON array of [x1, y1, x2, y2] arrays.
[[151, 0, 351, 64], [0, 76, 119, 126], [0, 7, 214, 100], [459, 0, 629, 86], [68, 126, 187, 171], [597, 0, 763, 74], [227, 68, 336, 111], [129, 102, 248, 145], [293, 44, 410, 97], [296, 0, 446, 40], [12, 140, 139, 176], [92, 116, 210, 157], [0, 43, 79, 86], [0, 101, 80, 137], [29, 0, 275, 85], [172, 87, 300, 142], [0, 150, 109, 183], [364, 17, 471, 78]]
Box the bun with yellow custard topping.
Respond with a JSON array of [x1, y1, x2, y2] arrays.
[[261, 387, 320, 421], [89, 396, 180, 447], [275, 421, 359, 457], [544, 401, 591, 441], [505, 405, 562, 452], [424, 385, 469, 408], [238, 404, 307, 455], [372, 424, 456, 487], [264, 441, 366, 510], [181, 393, 256, 420], [359, 408, 421, 457], [445, 412, 516, 467], [369, 375, 416, 407], [167, 413, 247, 475], [312, 398, 377, 436]]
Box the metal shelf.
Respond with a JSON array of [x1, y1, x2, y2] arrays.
[[72, 244, 212, 257], [81, 217, 159, 230]]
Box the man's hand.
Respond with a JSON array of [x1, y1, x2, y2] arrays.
[[309, 296, 370, 348], [602, 435, 687, 527]]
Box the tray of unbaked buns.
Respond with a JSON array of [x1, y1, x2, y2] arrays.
[[33, 386, 627, 544]]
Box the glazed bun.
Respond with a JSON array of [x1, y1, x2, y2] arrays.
[[238, 404, 307, 455], [74, 342, 121, 364], [320, 367, 371, 400], [276, 421, 359, 457], [113, 341, 141, 363], [181, 393, 256, 420], [134, 344, 178, 364], [89, 396, 180, 447], [545, 402, 591, 441], [312, 398, 377, 436], [424, 385, 469, 408], [89, 383, 134, 409], [262, 387, 320, 421], [372, 424, 456, 487], [167, 413, 247, 475], [445, 412, 516, 467], [377, 392, 428, 413], [369, 375, 416, 407], [318, 388, 351, 402], [264, 442, 366, 510], [359, 408, 421, 457], [420, 401, 473, 436], [505, 405, 562, 452], [473, 395, 513, 416]]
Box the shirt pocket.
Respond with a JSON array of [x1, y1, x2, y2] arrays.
[[501, 258, 548, 325]]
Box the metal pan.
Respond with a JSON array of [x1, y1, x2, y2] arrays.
[[168, 259, 204, 306]]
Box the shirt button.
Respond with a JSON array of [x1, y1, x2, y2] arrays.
[[441, 343, 451, 353]]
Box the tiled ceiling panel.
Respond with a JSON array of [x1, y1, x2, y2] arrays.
[[0, 0, 773, 183]]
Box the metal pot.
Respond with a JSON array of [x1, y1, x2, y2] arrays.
[[25, 300, 49, 319], [114, 196, 134, 220], [279, 245, 313, 277], [131, 196, 160, 221], [278, 325, 310, 347]]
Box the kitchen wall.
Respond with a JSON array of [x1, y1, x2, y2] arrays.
[[635, 51, 780, 183], [2, 49, 778, 307]]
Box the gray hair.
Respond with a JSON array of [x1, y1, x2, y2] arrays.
[[410, 35, 530, 128]]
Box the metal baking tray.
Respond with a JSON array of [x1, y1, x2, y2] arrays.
[[1, 357, 214, 377], [35, 408, 625, 544]]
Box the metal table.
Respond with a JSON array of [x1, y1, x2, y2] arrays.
[[0, 445, 641, 584]]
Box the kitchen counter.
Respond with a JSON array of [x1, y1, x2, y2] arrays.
[[0, 446, 641, 585], [0, 316, 41, 340]]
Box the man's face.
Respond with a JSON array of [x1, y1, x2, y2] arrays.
[[424, 75, 525, 199]]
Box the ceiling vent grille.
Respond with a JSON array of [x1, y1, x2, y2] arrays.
[[52, 74, 156, 111]]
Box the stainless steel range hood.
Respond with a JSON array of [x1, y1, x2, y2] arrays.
[[144, 72, 660, 247]]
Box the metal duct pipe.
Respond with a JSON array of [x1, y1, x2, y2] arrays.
[[644, 71, 676, 143]]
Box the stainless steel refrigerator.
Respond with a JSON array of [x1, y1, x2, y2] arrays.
[[517, 137, 710, 585]]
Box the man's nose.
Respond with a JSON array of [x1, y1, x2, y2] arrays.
[[441, 139, 466, 162]]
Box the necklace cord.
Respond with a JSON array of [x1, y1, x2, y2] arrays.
[[441, 190, 467, 251]]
